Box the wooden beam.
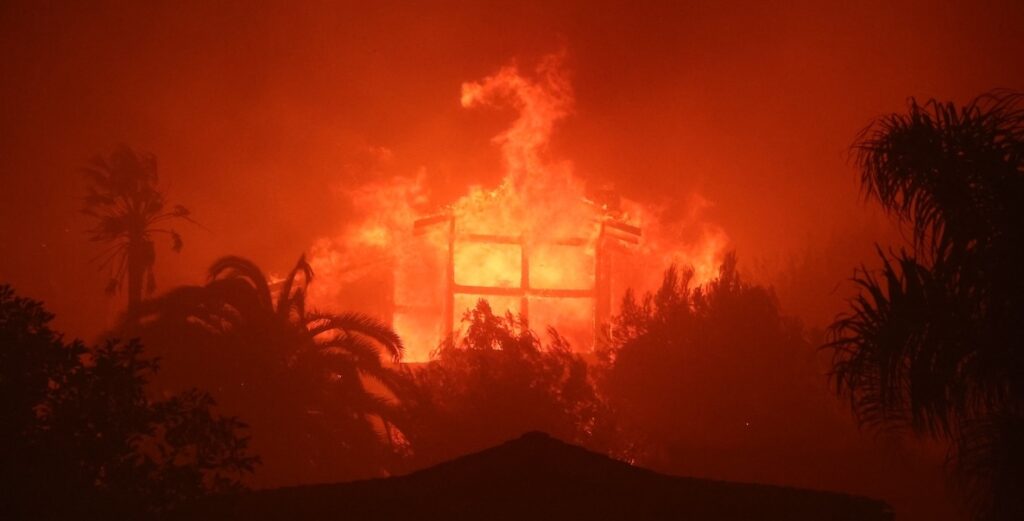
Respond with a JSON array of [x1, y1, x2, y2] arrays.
[[458, 233, 591, 247], [413, 213, 452, 232], [461, 233, 521, 244], [452, 284, 524, 297], [604, 219, 641, 236], [595, 223, 611, 349], [520, 235, 529, 322], [528, 288, 596, 299], [452, 284, 594, 299], [443, 217, 455, 338]]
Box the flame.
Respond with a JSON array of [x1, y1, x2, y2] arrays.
[[308, 52, 729, 362], [460, 51, 573, 192]]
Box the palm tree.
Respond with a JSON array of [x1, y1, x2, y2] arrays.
[[82, 145, 193, 313], [827, 91, 1024, 520], [126, 255, 407, 485]]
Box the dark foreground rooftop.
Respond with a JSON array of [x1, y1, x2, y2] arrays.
[[175, 431, 892, 521]]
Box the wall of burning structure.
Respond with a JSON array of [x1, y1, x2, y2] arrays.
[[391, 192, 642, 362]]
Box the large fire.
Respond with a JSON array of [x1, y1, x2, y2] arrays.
[[308, 53, 728, 362]]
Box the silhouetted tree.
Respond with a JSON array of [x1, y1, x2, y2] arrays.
[[82, 145, 194, 313], [396, 300, 608, 469], [828, 91, 1024, 520], [0, 284, 256, 519], [599, 255, 852, 487], [0, 286, 79, 511], [125, 255, 406, 485]]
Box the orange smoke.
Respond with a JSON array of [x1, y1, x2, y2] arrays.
[[308, 52, 728, 362]]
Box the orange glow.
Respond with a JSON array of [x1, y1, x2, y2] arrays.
[[308, 53, 728, 362]]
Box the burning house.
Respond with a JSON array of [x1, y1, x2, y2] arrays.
[[307, 53, 727, 363], [391, 192, 642, 361]]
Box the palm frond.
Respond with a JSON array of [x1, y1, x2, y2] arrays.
[[276, 255, 314, 319], [832, 90, 1024, 521], [308, 311, 403, 361], [207, 256, 273, 312], [855, 91, 1024, 259], [318, 335, 388, 370]]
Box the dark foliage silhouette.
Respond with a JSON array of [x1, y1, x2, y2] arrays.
[[0, 284, 256, 519], [828, 91, 1024, 520], [82, 145, 194, 313], [396, 300, 610, 469], [599, 255, 860, 486], [125, 255, 407, 485]]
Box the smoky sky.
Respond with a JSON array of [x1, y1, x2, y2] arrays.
[[2, 0, 1023, 337]]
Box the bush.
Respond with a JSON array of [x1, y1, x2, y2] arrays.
[[0, 284, 257, 518]]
